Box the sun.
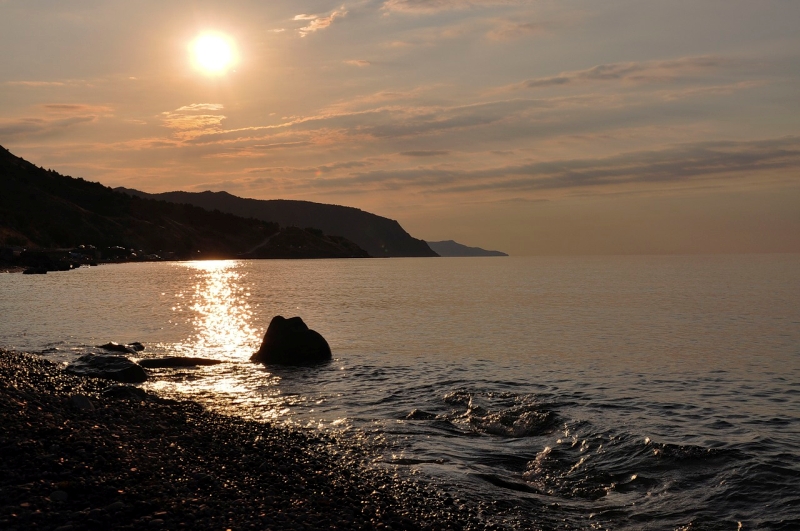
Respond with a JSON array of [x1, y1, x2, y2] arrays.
[[191, 33, 237, 74]]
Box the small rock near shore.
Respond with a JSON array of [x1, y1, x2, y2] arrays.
[[69, 394, 95, 411], [102, 384, 148, 400], [97, 341, 144, 354], [66, 354, 148, 383], [49, 490, 69, 502]]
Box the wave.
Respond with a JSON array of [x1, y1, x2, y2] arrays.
[[393, 385, 800, 529]]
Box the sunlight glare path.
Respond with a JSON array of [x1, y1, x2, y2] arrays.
[[175, 261, 258, 360]]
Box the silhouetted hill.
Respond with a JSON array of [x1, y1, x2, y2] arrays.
[[116, 189, 438, 258], [427, 240, 508, 257], [0, 146, 369, 260]]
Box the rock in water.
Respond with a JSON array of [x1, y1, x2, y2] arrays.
[[251, 316, 332, 365], [66, 354, 148, 383], [97, 342, 137, 354], [138, 357, 222, 368]]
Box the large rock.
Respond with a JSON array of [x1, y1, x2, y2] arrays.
[[251, 316, 332, 365], [66, 354, 148, 383]]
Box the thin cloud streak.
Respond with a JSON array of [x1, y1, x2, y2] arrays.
[[502, 56, 731, 91], [401, 150, 450, 157], [5, 81, 67, 87], [180, 137, 800, 198], [383, 0, 525, 13], [308, 137, 800, 194], [180, 70, 760, 148], [176, 103, 224, 112], [295, 9, 347, 37], [487, 21, 547, 40], [0, 116, 98, 139]]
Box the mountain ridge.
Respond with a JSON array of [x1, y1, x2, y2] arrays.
[[116, 188, 438, 258], [0, 145, 369, 260]]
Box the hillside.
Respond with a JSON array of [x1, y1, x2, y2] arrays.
[[117, 189, 438, 258], [0, 146, 369, 261], [426, 240, 508, 257]]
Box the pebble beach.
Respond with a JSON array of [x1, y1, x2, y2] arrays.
[[0, 349, 524, 531]]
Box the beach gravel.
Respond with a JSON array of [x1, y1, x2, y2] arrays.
[[0, 348, 515, 531]]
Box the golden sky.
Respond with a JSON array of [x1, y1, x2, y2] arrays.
[[1, 0, 799, 254]]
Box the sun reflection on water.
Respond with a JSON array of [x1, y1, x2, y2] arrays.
[[146, 260, 348, 427], [175, 260, 259, 361]]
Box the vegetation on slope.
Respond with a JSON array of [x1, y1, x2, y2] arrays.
[[118, 189, 438, 258], [0, 146, 368, 260]]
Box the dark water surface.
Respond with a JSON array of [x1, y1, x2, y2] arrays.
[[2, 256, 799, 529]]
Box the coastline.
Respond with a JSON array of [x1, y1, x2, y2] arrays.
[[0, 348, 504, 531]]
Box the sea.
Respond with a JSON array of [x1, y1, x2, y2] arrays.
[[1, 256, 799, 530]]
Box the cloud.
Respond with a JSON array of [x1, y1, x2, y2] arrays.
[[383, 0, 522, 13], [311, 160, 375, 173], [0, 102, 110, 141], [0, 116, 97, 139], [245, 141, 311, 150], [177, 93, 609, 147], [245, 167, 293, 174], [344, 59, 372, 67], [400, 150, 450, 156], [41, 104, 114, 115], [244, 159, 375, 175], [297, 137, 800, 195], [361, 99, 535, 138], [5, 79, 93, 88], [151, 67, 764, 158], [487, 21, 546, 40], [161, 112, 226, 134], [159, 104, 229, 140], [506, 56, 728, 90], [321, 87, 434, 114], [176, 103, 224, 112], [182, 98, 528, 145], [5, 81, 66, 87], [204, 141, 313, 158], [659, 80, 767, 101], [295, 9, 347, 37], [450, 138, 800, 193]]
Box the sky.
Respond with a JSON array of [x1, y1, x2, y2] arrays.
[[1, 0, 799, 255]]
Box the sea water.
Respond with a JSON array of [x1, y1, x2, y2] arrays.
[[2, 256, 799, 529]]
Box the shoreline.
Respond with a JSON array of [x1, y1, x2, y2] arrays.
[[0, 255, 406, 274], [0, 349, 515, 531]]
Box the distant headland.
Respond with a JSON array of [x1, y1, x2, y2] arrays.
[[0, 146, 443, 271], [1, 145, 519, 270], [427, 240, 508, 257], [116, 188, 437, 259]]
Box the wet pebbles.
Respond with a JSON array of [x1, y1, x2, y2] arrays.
[[0, 349, 519, 531]]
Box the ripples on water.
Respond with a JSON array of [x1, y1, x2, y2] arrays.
[[2, 256, 799, 529]]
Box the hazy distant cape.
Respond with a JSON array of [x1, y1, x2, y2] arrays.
[[117, 189, 438, 259], [426, 240, 508, 257]]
